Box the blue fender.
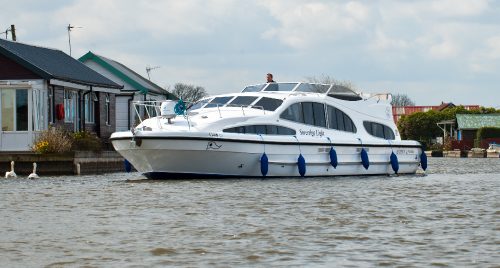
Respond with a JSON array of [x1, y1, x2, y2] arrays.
[[329, 147, 338, 168], [298, 154, 306, 177], [420, 151, 428, 171], [361, 148, 369, 170], [260, 153, 269, 177], [124, 159, 132, 173], [390, 152, 399, 174]]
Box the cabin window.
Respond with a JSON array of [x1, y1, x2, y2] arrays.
[[223, 125, 296, 135], [280, 102, 327, 128], [263, 83, 298, 92], [1, 89, 28, 131], [313, 102, 326, 127], [280, 103, 303, 122], [228, 96, 258, 107], [204, 96, 234, 108], [252, 97, 283, 111], [363, 121, 395, 140], [188, 98, 211, 110], [295, 83, 330, 93], [326, 105, 357, 133], [242, 84, 266, 92]]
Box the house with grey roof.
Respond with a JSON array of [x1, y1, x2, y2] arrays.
[[79, 51, 176, 131], [0, 38, 122, 151]]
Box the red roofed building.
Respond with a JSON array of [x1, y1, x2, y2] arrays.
[[392, 102, 480, 123]]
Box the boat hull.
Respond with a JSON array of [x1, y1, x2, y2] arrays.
[[111, 133, 423, 178]]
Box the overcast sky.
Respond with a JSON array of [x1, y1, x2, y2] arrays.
[[1, 0, 499, 107]]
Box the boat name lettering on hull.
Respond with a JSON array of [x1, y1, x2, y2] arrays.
[[208, 132, 222, 138], [299, 129, 325, 137]]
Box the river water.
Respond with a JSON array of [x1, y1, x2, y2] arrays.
[[0, 158, 499, 267]]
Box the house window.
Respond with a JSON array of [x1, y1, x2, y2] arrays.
[[32, 89, 44, 131], [64, 89, 75, 123], [48, 87, 54, 124], [84, 93, 95, 123], [105, 93, 110, 125], [1, 89, 28, 131]]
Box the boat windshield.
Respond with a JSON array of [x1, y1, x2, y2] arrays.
[[188, 98, 211, 111], [263, 83, 298, 92], [327, 85, 362, 101], [227, 96, 258, 107], [204, 96, 234, 108], [242, 84, 266, 92], [295, 83, 330, 93]]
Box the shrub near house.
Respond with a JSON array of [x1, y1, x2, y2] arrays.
[[32, 128, 102, 154]]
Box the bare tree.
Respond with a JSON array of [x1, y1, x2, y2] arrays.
[[305, 74, 357, 91], [391, 93, 415, 106], [170, 83, 208, 103]]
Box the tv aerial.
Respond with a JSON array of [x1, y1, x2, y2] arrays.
[[146, 65, 160, 80]]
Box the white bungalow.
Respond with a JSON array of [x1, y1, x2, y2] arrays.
[[0, 39, 122, 151]]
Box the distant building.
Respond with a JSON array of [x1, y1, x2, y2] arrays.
[[392, 102, 480, 123], [0, 39, 122, 151], [453, 114, 500, 149], [79, 52, 176, 131]]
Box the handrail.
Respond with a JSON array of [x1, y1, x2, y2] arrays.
[[131, 100, 268, 129]]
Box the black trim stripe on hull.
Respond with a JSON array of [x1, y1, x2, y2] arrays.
[[110, 136, 422, 149], [143, 171, 419, 180]]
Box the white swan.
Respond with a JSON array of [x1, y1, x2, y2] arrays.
[[5, 161, 17, 178], [28, 162, 39, 179]]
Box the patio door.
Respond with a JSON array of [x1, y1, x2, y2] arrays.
[[0, 88, 30, 150]]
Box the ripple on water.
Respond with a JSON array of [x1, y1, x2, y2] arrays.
[[0, 158, 498, 267]]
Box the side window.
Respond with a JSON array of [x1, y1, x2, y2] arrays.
[[280, 102, 326, 128], [280, 103, 303, 123], [327, 105, 357, 133], [302, 102, 314, 125], [223, 125, 296, 135], [384, 126, 395, 140], [363, 121, 395, 140], [313, 102, 326, 127]]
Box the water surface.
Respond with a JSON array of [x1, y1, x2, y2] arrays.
[[0, 158, 499, 267]]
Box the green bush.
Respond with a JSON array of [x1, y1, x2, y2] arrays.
[[72, 131, 102, 152]]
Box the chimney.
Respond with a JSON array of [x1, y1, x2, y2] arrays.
[[10, 25, 16, 41]]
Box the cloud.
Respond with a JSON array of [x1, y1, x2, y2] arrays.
[[1, 0, 499, 107], [260, 1, 371, 49]]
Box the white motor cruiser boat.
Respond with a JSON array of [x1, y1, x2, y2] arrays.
[[111, 82, 427, 179]]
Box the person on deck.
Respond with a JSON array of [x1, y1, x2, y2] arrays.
[[266, 73, 275, 83]]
